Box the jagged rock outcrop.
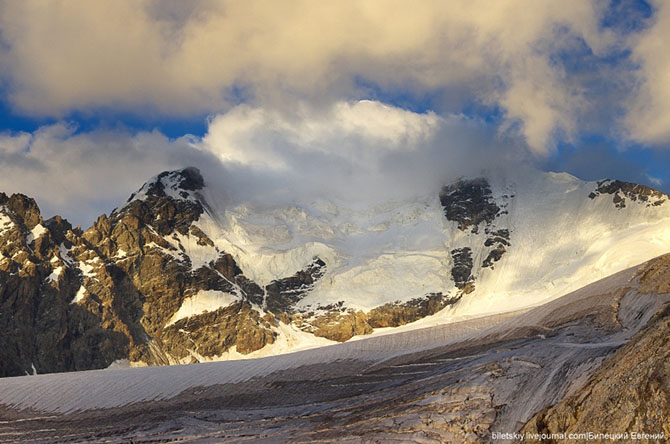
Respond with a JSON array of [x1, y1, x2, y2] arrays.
[[1, 169, 283, 375], [0, 193, 131, 377], [162, 302, 278, 360], [304, 309, 373, 342], [294, 292, 460, 342], [589, 179, 668, 209], [439, 178, 504, 233], [440, 178, 512, 292], [75, 168, 289, 365], [264, 258, 326, 314], [482, 228, 510, 269], [367, 292, 458, 328], [451, 247, 475, 293]]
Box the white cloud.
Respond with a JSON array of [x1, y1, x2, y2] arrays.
[[625, 0, 670, 145], [0, 101, 525, 226], [0, 123, 216, 225], [647, 175, 663, 187], [199, 101, 440, 170], [0, 0, 615, 153], [196, 100, 524, 206]]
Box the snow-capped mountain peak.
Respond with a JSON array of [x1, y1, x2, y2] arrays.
[[126, 166, 206, 204], [2, 166, 670, 376]]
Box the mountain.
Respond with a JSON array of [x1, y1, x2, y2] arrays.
[[1, 254, 668, 442], [1, 167, 670, 376]]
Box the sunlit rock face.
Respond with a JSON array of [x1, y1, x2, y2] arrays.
[[589, 179, 668, 209], [2, 167, 670, 376]]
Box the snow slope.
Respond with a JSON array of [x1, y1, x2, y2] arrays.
[[169, 168, 670, 319], [166, 290, 240, 326]]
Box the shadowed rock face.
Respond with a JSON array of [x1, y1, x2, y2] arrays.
[[440, 178, 512, 292], [589, 179, 668, 209], [0, 193, 132, 377], [482, 228, 510, 269], [439, 178, 504, 233], [451, 247, 475, 292], [265, 258, 326, 314]]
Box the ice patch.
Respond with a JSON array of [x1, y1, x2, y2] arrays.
[[26, 224, 47, 244], [46, 266, 63, 283], [78, 261, 95, 277], [166, 290, 240, 326], [71, 286, 87, 304], [59, 244, 75, 266], [302, 252, 451, 311]]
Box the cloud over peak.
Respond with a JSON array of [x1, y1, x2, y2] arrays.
[[624, 0, 670, 145], [0, 100, 525, 225]]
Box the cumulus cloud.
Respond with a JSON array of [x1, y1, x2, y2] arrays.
[[198, 100, 524, 205], [0, 101, 525, 226], [0, 0, 615, 153], [624, 0, 670, 145]]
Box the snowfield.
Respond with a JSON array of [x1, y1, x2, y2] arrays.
[[150, 169, 670, 334]]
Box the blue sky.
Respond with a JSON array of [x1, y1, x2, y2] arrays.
[[0, 0, 669, 225]]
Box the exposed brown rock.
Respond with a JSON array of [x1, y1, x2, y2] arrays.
[[307, 309, 373, 342], [1, 193, 43, 229], [161, 302, 277, 359], [637, 254, 670, 294], [367, 292, 457, 328]]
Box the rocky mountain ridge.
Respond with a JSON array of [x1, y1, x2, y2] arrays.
[[2, 167, 670, 376]]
